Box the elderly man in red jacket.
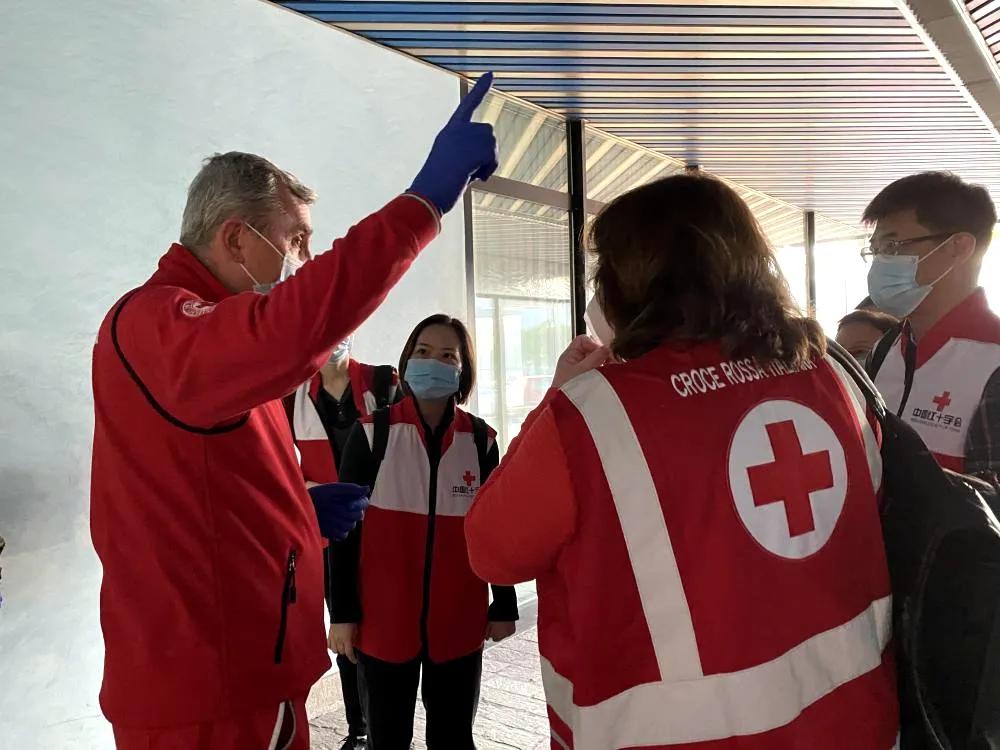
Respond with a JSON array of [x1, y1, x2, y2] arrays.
[[90, 76, 497, 750]]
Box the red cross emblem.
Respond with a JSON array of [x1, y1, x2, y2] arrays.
[[932, 391, 952, 412], [463, 471, 476, 488], [746, 420, 834, 538]]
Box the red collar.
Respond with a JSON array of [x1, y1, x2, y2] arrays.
[[147, 244, 234, 303], [907, 288, 999, 367]]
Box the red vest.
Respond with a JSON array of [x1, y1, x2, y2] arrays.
[[539, 343, 897, 749], [874, 288, 1000, 473], [290, 361, 397, 484], [356, 398, 496, 663]]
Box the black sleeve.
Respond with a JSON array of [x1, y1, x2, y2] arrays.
[[966, 367, 1000, 479], [328, 422, 378, 623], [477, 439, 519, 620], [481, 434, 500, 481], [489, 584, 519, 622]]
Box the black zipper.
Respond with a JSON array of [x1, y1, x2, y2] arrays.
[[274, 549, 298, 664], [419, 424, 443, 650]]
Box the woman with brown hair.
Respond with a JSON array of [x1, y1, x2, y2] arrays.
[[328, 314, 518, 750], [466, 174, 898, 749]]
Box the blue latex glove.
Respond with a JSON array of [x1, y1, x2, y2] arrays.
[[408, 73, 499, 215], [308, 482, 369, 541]]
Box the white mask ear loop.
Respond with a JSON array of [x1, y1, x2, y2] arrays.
[[918, 234, 956, 287], [240, 263, 262, 287]]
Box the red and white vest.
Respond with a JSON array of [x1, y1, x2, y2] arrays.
[[289, 360, 396, 484], [539, 342, 897, 749], [874, 288, 1000, 473], [356, 397, 497, 664]]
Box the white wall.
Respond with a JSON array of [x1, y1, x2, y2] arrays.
[[0, 1, 466, 746]]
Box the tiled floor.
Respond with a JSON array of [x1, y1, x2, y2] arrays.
[[308, 623, 550, 750]]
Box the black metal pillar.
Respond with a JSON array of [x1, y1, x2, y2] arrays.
[[804, 210, 817, 318], [567, 118, 588, 337]]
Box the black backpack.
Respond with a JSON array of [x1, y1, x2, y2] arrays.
[[828, 340, 1000, 749], [370, 364, 397, 410]]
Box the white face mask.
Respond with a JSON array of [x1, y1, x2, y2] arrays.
[[585, 296, 615, 346], [240, 223, 304, 294], [866, 236, 955, 317]]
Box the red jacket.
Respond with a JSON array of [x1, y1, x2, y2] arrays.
[[90, 195, 439, 728], [467, 342, 898, 749], [289, 361, 400, 484], [331, 397, 518, 663], [873, 287, 1000, 473]]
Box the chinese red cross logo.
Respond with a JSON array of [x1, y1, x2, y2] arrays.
[[932, 391, 952, 412], [463, 471, 476, 487], [746, 420, 834, 537]]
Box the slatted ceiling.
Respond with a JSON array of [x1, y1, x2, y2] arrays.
[[275, 0, 1000, 230], [968, 0, 1000, 60]]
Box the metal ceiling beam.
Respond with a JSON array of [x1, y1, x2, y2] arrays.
[[897, 0, 1000, 141]]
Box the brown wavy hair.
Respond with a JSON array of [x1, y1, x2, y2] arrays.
[[590, 173, 824, 367]]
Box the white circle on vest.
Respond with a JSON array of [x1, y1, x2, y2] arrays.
[[728, 400, 848, 559]]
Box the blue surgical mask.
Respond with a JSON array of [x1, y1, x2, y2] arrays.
[[240, 223, 303, 294], [866, 237, 954, 317], [405, 358, 460, 400]]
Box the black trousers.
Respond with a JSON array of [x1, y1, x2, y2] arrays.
[[357, 648, 483, 750], [337, 653, 367, 737]]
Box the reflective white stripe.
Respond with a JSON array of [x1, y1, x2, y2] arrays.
[[267, 702, 286, 750], [561, 370, 702, 681], [551, 727, 571, 750], [436, 432, 482, 517], [542, 595, 892, 750], [292, 382, 328, 441], [824, 354, 883, 493], [370, 423, 430, 514]]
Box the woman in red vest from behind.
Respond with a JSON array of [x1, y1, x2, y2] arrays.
[[328, 314, 519, 750], [466, 174, 898, 749]]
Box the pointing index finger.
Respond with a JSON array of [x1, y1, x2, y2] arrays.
[[450, 72, 494, 124]]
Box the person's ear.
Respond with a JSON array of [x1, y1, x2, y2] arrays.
[[219, 219, 248, 264], [949, 232, 977, 264]]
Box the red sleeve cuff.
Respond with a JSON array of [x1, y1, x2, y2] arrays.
[[399, 192, 442, 236]]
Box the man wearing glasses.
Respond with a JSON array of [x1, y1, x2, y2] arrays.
[[862, 171, 999, 481]]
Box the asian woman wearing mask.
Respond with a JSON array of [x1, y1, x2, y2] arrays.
[[327, 314, 518, 750]]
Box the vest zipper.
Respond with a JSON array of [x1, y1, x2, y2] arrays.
[[274, 548, 298, 664], [419, 428, 442, 651]]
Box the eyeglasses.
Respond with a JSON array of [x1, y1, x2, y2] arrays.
[[860, 232, 952, 261]]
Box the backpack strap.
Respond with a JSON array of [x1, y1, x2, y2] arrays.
[[865, 324, 901, 381], [897, 325, 918, 419], [371, 407, 391, 479], [469, 414, 491, 482], [371, 365, 396, 410], [827, 339, 888, 426]]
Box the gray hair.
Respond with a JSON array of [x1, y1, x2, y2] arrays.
[[179, 152, 316, 252]]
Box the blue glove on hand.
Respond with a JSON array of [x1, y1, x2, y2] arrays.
[[408, 73, 499, 215], [308, 482, 369, 541]]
